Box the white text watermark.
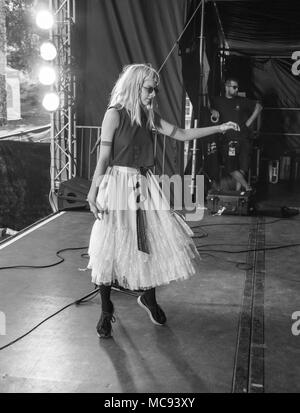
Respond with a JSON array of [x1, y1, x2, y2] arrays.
[[96, 173, 205, 222], [291, 311, 300, 336], [0, 311, 6, 335], [291, 51, 300, 76]]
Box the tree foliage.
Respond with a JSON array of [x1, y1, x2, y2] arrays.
[[0, 0, 7, 125], [5, 0, 40, 73]]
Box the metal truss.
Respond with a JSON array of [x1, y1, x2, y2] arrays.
[[49, 0, 76, 210]]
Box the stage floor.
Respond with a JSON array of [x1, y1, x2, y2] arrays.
[[0, 209, 299, 393]]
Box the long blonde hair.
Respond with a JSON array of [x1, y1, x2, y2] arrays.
[[108, 64, 160, 130]]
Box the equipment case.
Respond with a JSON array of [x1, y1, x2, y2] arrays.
[[206, 189, 255, 215]]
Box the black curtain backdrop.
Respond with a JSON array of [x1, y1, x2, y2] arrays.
[[74, 0, 300, 180], [74, 0, 186, 179], [179, 1, 220, 118], [180, 0, 300, 170], [224, 56, 300, 158], [179, 1, 221, 180], [216, 0, 300, 57], [214, 0, 300, 157]]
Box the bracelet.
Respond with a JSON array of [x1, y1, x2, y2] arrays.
[[170, 125, 178, 138]]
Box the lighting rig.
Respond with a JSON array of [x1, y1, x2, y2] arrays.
[[35, 1, 76, 211]]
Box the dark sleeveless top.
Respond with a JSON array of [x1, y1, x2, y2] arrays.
[[109, 106, 154, 168]]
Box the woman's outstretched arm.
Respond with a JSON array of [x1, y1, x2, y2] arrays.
[[156, 117, 239, 142]]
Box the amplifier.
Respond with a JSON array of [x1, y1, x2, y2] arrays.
[[57, 177, 90, 211], [206, 189, 255, 216]]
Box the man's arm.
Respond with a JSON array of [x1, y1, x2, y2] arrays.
[[245, 102, 262, 128]]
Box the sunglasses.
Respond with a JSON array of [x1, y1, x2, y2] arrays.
[[229, 85, 239, 90], [143, 86, 159, 94]]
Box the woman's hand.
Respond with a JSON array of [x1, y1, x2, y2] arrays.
[[219, 122, 240, 133], [87, 195, 107, 220], [87, 196, 99, 220]]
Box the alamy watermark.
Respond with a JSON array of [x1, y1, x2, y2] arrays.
[[291, 51, 300, 76], [96, 173, 205, 222], [288, 57, 299, 335], [291, 311, 300, 336], [0, 311, 6, 336]]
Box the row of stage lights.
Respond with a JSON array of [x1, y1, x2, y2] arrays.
[[36, 10, 59, 112]]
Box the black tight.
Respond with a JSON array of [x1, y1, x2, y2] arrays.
[[142, 288, 157, 306], [99, 284, 112, 312]]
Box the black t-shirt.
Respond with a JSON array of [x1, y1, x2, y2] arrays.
[[211, 96, 257, 140]]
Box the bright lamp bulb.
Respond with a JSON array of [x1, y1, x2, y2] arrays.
[[38, 66, 56, 85], [40, 42, 57, 61], [42, 93, 60, 111], [36, 10, 54, 30]]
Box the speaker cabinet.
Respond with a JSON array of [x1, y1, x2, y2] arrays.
[[57, 177, 90, 210]]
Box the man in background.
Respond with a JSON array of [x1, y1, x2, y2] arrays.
[[210, 77, 262, 192]]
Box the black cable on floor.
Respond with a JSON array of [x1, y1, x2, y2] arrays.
[[191, 228, 208, 239], [0, 246, 88, 271], [0, 286, 100, 352], [0, 217, 299, 350], [0, 283, 141, 352], [200, 252, 253, 271], [191, 218, 284, 231], [196, 242, 300, 254]]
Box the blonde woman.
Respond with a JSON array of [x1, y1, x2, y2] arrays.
[[87, 64, 239, 338]]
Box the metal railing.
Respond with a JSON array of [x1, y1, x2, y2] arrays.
[[75, 125, 101, 180]]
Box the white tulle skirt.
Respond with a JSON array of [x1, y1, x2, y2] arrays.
[[88, 165, 201, 290]]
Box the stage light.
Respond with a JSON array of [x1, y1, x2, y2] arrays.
[[36, 10, 54, 30], [40, 42, 57, 61], [42, 93, 60, 111], [38, 66, 56, 85]]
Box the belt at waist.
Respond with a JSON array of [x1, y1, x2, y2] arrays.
[[136, 167, 150, 254]]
